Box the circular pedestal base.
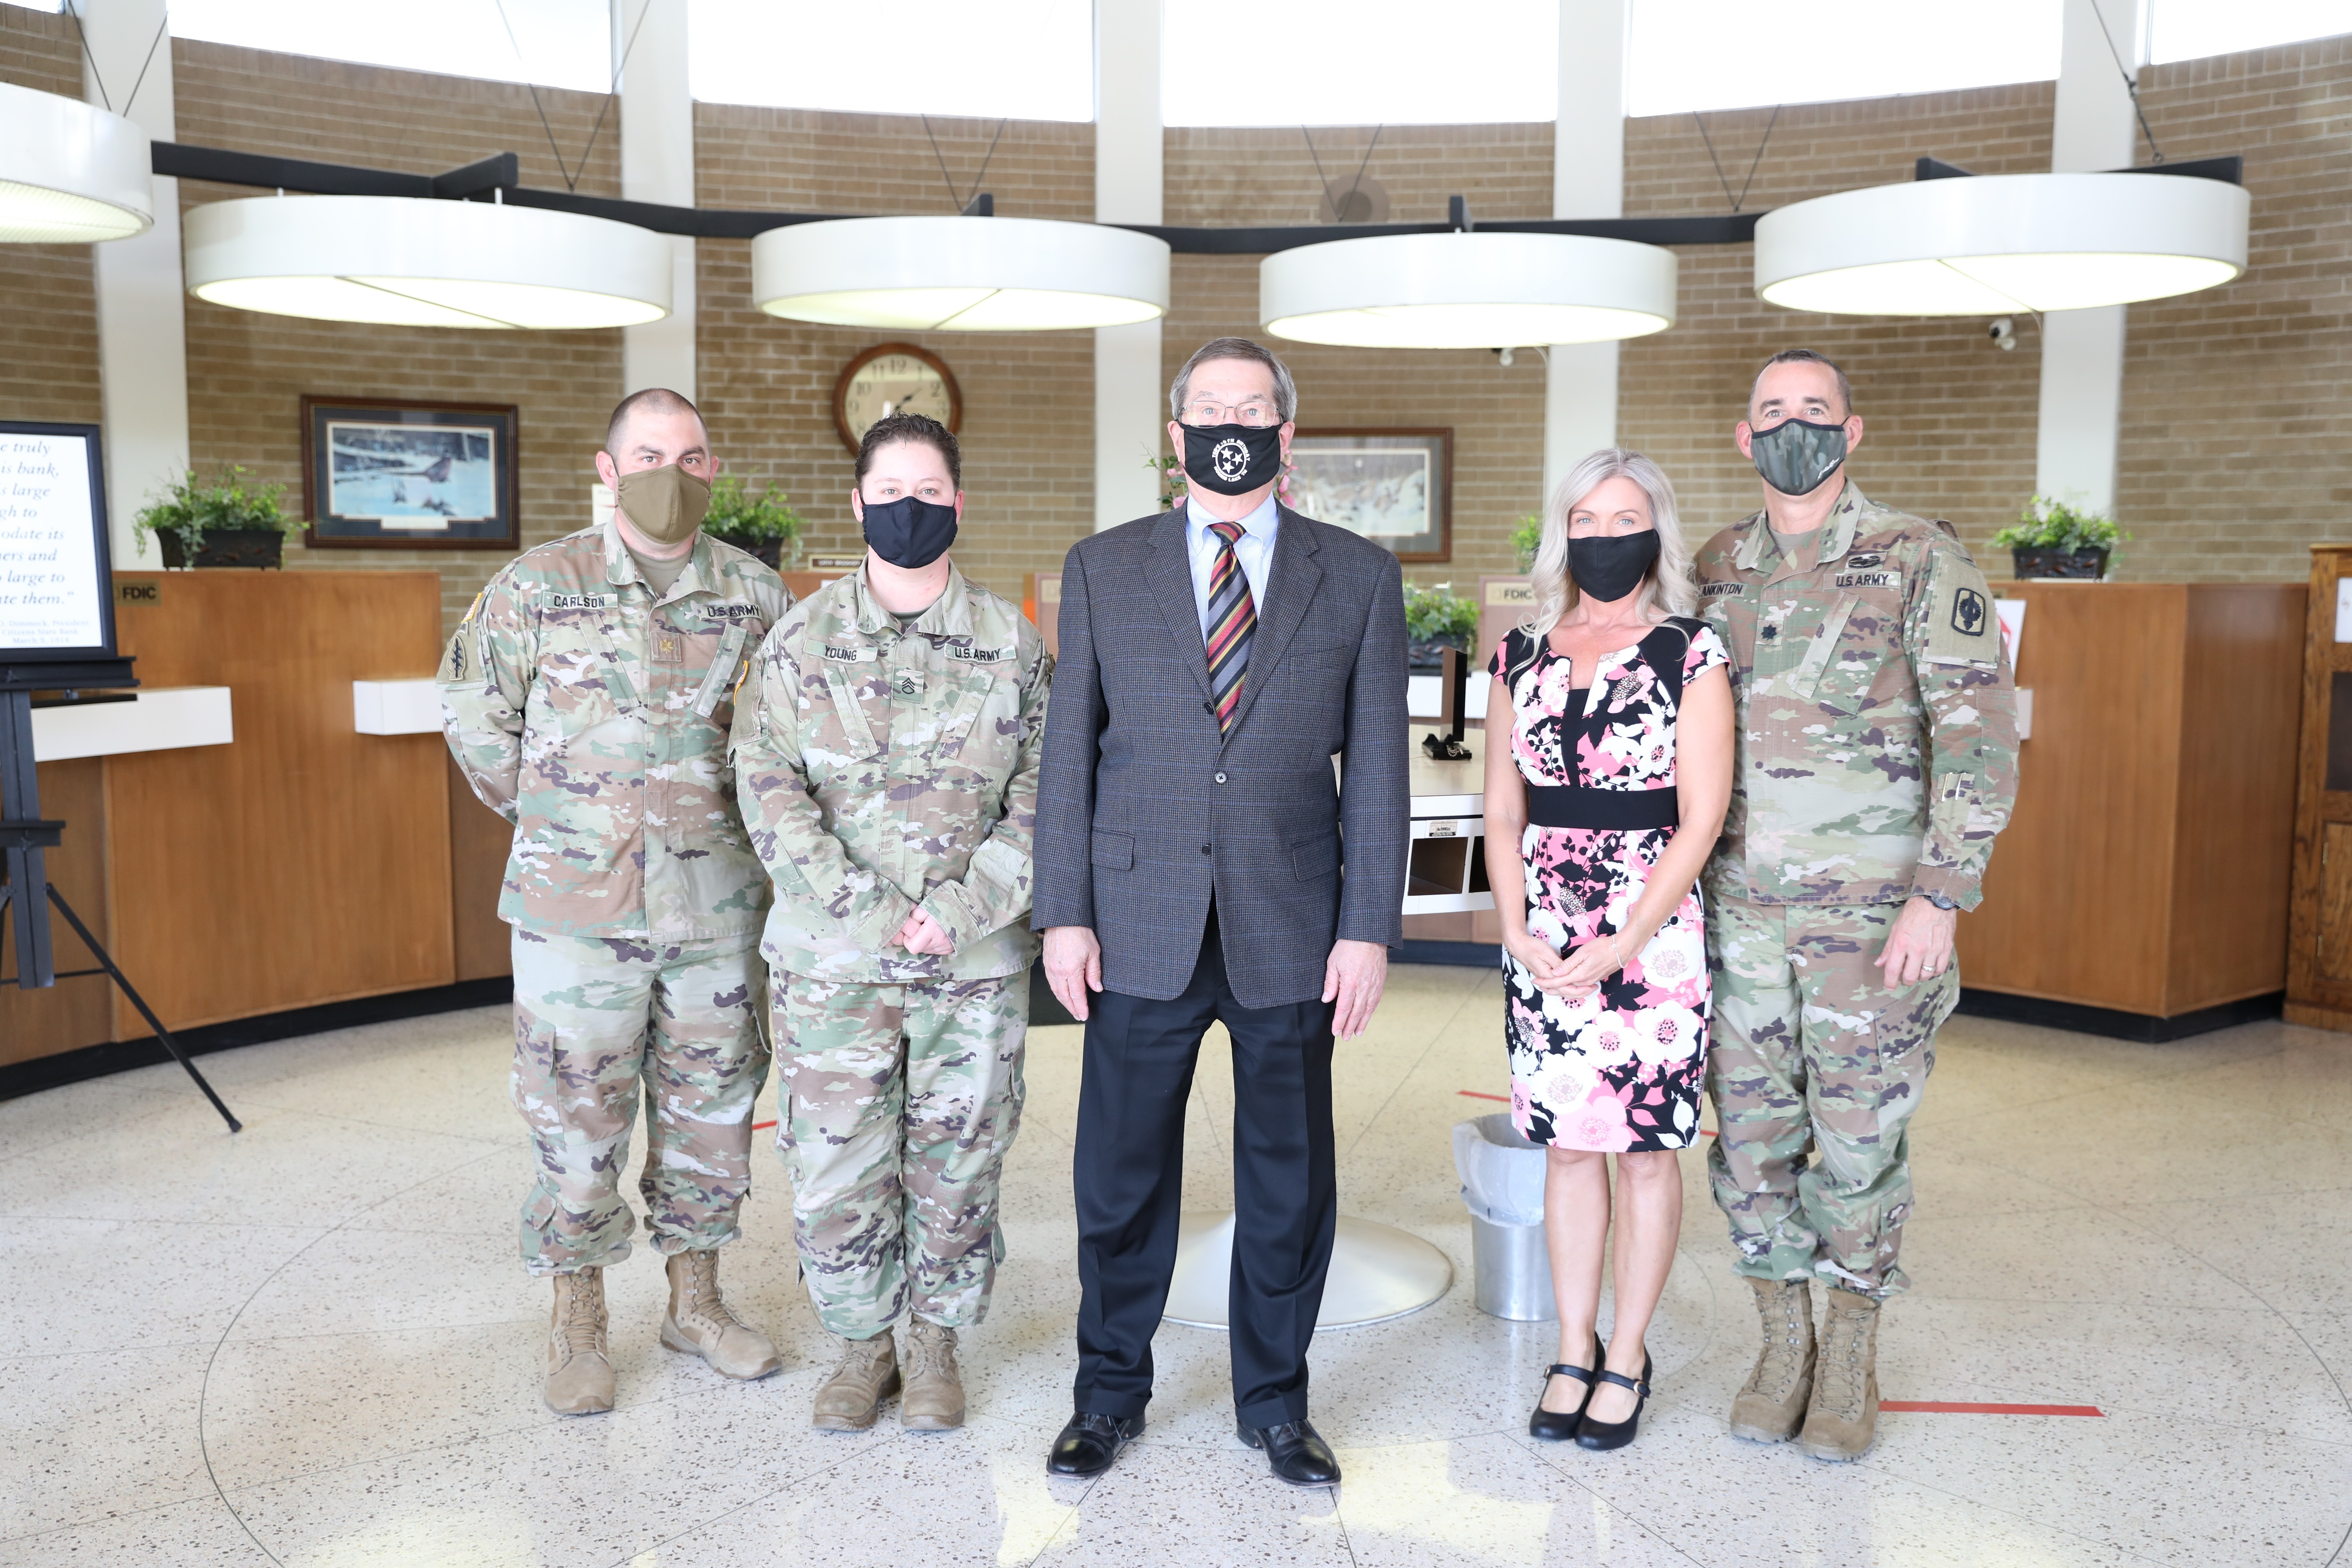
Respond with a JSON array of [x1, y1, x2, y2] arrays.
[[1161, 1210, 1454, 1330]]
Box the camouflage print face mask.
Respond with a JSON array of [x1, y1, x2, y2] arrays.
[[1748, 416, 1849, 497]]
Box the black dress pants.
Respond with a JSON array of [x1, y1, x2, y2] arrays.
[[1071, 906, 1338, 1431]]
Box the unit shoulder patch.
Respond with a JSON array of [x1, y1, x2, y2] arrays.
[[1920, 553, 1998, 667]]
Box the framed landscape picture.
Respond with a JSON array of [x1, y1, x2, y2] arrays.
[[1285, 428, 1451, 563], [300, 397, 519, 550]]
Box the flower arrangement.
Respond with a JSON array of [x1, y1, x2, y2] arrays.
[[1991, 495, 2124, 556], [1404, 580, 1479, 651], [1145, 453, 1184, 511], [1991, 495, 2126, 580], [1511, 512, 1544, 571], [703, 474, 805, 563], [132, 466, 298, 561]]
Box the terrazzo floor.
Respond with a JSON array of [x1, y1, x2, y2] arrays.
[[4, 963, 2349, 1566]]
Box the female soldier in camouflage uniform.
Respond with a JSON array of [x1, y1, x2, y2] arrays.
[[733, 413, 1051, 1432]]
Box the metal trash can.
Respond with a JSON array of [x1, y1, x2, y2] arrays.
[[1452, 1113, 1556, 1321]]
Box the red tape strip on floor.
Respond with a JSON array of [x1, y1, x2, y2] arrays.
[[1882, 1401, 2104, 1416]]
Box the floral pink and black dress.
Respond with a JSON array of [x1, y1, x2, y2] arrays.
[[1489, 617, 1727, 1152]]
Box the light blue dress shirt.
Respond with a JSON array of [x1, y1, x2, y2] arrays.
[[1183, 493, 1279, 638]]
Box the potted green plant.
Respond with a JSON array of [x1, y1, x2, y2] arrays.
[[1404, 580, 1479, 670], [1511, 512, 1544, 572], [703, 474, 805, 570], [133, 467, 299, 569], [1992, 495, 2126, 580]]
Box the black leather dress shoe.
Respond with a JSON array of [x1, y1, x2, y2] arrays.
[[1237, 1418, 1342, 1486], [1047, 1411, 1143, 1476]]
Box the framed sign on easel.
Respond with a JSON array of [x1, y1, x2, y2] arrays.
[[0, 421, 239, 1130]]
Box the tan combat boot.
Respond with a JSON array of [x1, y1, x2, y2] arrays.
[[1729, 1276, 1815, 1443], [1799, 1288, 1882, 1461], [898, 1320, 966, 1431], [545, 1267, 615, 1416], [811, 1330, 899, 1431], [660, 1250, 783, 1380]]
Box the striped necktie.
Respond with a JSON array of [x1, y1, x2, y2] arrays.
[[1203, 519, 1257, 735]]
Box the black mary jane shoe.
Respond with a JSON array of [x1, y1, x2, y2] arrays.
[[1047, 1410, 1144, 1477], [1574, 1350, 1654, 1451], [1528, 1338, 1605, 1442], [1237, 1418, 1342, 1486]]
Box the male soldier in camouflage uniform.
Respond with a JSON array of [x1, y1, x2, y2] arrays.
[[1695, 350, 2016, 1461], [441, 388, 794, 1416], [733, 412, 1050, 1433]]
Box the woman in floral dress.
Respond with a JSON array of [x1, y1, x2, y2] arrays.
[[1482, 448, 1732, 1451]]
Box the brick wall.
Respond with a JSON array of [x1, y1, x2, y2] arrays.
[[0, 7, 100, 428], [8, 2, 2347, 619], [2119, 38, 2352, 581], [694, 104, 1096, 605], [1163, 125, 1557, 591], [171, 38, 625, 632], [1619, 86, 2057, 574]]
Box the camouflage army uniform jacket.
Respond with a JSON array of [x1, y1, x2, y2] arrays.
[[1695, 481, 2017, 911], [732, 563, 1052, 983], [440, 516, 794, 942]]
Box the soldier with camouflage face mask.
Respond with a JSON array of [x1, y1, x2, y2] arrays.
[[440, 388, 794, 1417], [732, 412, 1051, 1434], [1694, 350, 2016, 1462]]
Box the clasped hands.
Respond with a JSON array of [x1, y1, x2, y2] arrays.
[[890, 908, 955, 957], [1504, 926, 1635, 1000]]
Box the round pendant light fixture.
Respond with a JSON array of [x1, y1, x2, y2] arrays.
[[752, 216, 1169, 332], [183, 196, 672, 329], [1259, 232, 1677, 349], [0, 81, 153, 244], [1754, 172, 2250, 316]]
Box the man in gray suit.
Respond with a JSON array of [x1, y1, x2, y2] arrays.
[[1034, 337, 1408, 1486]]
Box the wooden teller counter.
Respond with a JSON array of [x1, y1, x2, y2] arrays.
[[1404, 576, 2306, 1043], [0, 571, 2310, 1081]]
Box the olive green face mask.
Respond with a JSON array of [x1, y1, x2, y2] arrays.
[[612, 463, 712, 546]]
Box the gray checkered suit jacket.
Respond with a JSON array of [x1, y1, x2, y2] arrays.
[[1032, 504, 1409, 1008]]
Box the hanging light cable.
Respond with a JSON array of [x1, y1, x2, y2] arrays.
[[0, 81, 153, 244]]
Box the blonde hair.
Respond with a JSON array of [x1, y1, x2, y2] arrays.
[[1521, 448, 1696, 639]]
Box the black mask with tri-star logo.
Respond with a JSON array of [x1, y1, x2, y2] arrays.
[[1180, 422, 1285, 497]]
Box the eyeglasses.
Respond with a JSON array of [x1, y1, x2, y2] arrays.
[[1181, 399, 1280, 428]]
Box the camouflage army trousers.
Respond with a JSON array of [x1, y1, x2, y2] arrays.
[[1703, 899, 1957, 1299], [771, 971, 1027, 1341], [510, 930, 769, 1276]]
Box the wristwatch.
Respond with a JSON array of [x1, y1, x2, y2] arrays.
[[1921, 891, 1959, 911]]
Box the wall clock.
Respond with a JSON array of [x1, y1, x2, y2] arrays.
[[832, 343, 963, 456]]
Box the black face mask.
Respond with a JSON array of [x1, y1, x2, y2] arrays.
[[1568, 531, 1661, 604], [861, 495, 958, 569], [1180, 422, 1284, 497], [1748, 416, 1849, 497]]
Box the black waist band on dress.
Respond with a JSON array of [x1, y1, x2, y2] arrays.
[[1523, 785, 1681, 831]]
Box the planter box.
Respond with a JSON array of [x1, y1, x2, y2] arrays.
[[710, 532, 784, 570], [156, 529, 286, 569], [2012, 546, 2108, 580]]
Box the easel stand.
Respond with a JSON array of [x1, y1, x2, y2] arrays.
[[1, 662, 240, 1132]]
